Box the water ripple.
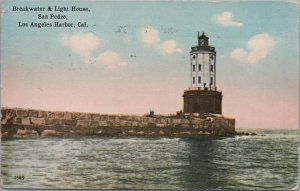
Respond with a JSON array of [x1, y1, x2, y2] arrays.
[[1, 130, 298, 190]]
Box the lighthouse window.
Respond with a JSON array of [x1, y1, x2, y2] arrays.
[[210, 65, 214, 72], [198, 64, 201, 71], [210, 77, 213, 84], [193, 77, 195, 84], [193, 65, 195, 72], [198, 76, 201, 83], [193, 55, 196, 60]]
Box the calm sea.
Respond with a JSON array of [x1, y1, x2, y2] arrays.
[[1, 129, 298, 190]]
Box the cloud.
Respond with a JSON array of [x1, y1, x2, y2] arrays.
[[60, 33, 128, 69], [215, 12, 243, 27], [60, 33, 100, 63], [139, 26, 182, 56], [159, 40, 182, 55], [96, 51, 128, 69], [139, 27, 160, 46], [230, 33, 275, 64]]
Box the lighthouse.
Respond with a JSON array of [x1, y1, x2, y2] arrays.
[[183, 32, 222, 115]]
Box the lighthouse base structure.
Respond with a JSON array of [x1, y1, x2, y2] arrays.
[[183, 88, 222, 115]]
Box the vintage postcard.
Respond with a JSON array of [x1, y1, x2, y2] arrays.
[[0, 0, 299, 190]]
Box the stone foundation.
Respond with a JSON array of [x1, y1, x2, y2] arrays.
[[183, 89, 222, 115], [1, 108, 235, 138]]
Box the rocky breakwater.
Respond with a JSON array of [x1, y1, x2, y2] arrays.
[[1, 108, 235, 138]]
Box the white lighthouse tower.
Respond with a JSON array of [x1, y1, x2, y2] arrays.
[[183, 32, 222, 114], [190, 32, 216, 90]]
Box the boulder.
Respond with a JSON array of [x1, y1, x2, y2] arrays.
[[55, 112, 65, 119], [99, 121, 108, 127], [128, 130, 136, 134], [28, 110, 38, 118], [30, 117, 45, 125], [91, 114, 101, 121], [47, 112, 55, 118], [1, 109, 6, 118], [45, 118, 64, 125], [21, 118, 31, 125], [132, 121, 139, 127], [64, 119, 77, 126], [41, 129, 58, 136], [90, 120, 99, 128], [6, 109, 16, 118], [64, 112, 72, 119], [77, 120, 90, 127], [38, 111, 47, 118]]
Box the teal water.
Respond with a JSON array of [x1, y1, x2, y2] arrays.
[[1, 129, 298, 190]]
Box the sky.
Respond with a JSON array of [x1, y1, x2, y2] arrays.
[[1, 1, 299, 129]]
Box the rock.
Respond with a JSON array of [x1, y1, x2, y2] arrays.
[[64, 119, 77, 126], [119, 120, 128, 127], [132, 121, 139, 127], [45, 118, 63, 125], [28, 110, 38, 118], [89, 120, 99, 128], [99, 121, 108, 127], [128, 130, 136, 134], [16, 110, 28, 117], [28, 130, 39, 136], [16, 129, 26, 135], [167, 118, 173, 124], [1, 132, 9, 137], [1, 109, 7, 118], [1, 118, 8, 125], [41, 129, 57, 136], [100, 115, 108, 121], [211, 114, 224, 118], [47, 112, 56, 118], [38, 111, 47, 118], [6, 109, 16, 118], [77, 120, 90, 127], [71, 113, 80, 120], [160, 118, 167, 124], [30, 117, 45, 125], [114, 116, 120, 122], [203, 132, 211, 135], [192, 113, 200, 117], [21, 118, 31, 125], [156, 124, 165, 128], [173, 118, 181, 124], [91, 114, 101, 121], [147, 117, 155, 123], [64, 112, 72, 119], [55, 112, 65, 119]]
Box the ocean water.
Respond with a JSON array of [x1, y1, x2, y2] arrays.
[[1, 129, 298, 190]]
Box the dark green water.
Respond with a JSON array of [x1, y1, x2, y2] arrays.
[[1, 129, 298, 190]]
